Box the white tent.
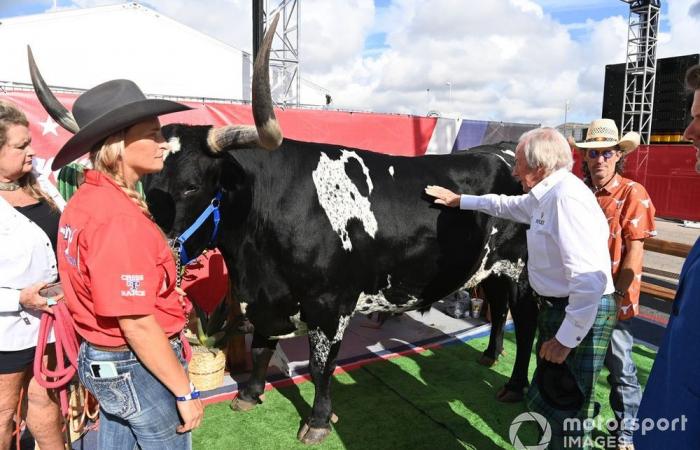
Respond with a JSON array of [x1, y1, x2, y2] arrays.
[[0, 2, 251, 101]]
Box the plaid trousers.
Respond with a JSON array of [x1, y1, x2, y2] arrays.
[[526, 294, 617, 450]]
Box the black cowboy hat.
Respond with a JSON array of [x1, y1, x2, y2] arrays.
[[50, 79, 190, 170], [27, 47, 191, 171]]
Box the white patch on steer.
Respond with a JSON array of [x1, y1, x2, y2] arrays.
[[163, 137, 181, 161], [461, 227, 525, 289], [354, 275, 421, 315], [494, 154, 512, 168], [239, 302, 248, 315], [308, 329, 328, 370], [501, 149, 515, 157], [334, 315, 351, 342], [270, 312, 309, 340], [308, 315, 351, 372], [389, 166, 395, 178], [312, 151, 378, 251]]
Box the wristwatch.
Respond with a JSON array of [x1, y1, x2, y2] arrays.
[[176, 383, 201, 402]]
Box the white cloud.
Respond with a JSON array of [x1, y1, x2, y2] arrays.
[[299, 0, 631, 125], [12, 0, 700, 126], [659, 0, 700, 57]]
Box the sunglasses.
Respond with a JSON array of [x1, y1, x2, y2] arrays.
[[586, 149, 618, 160]]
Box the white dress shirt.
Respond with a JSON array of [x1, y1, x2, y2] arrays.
[[0, 188, 60, 351], [459, 168, 614, 348]]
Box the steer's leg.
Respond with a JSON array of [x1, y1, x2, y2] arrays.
[[479, 275, 512, 367], [298, 316, 348, 445], [231, 332, 277, 411], [497, 288, 538, 403]]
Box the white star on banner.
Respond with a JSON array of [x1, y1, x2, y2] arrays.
[[39, 115, 59, 136]]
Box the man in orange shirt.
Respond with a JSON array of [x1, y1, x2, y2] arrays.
[[576, 119, 656, 450]]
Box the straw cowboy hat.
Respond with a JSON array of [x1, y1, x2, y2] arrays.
[[574, 118, 640, 155]]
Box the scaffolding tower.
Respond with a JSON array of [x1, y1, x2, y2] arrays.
[[253, 0, 300, 106], [620, 0, 660, 145]]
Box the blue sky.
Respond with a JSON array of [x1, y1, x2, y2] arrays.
[[0, 1, 672, 52], [0, 0, 692, 124], [362, 1, 671, 60]]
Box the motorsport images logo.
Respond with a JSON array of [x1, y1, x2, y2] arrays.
[[509, 412, 551, 450]]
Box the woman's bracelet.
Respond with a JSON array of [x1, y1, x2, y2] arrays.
[[176, 382, 201, 402]]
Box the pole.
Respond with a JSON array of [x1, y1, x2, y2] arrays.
[[252, 0, 264, 62]]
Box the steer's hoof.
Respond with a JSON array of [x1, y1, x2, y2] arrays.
[[478, 354, 497, 367], [230, 395, 259, 412], [297, 423, 332, 445], [496, 386, 524, 403]]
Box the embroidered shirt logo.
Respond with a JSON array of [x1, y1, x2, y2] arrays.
[[535, 212, 545, 226], [120, 274, 145, 297], [59, 225, 78, 267]]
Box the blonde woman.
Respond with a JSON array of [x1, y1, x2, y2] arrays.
[[0, 100, 64, 450], [34, 76, 203, 449]]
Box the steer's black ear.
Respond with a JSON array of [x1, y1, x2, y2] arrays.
[[219, 151, 248, 192]]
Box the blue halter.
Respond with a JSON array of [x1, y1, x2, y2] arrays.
[[172, 191, 223, 265]]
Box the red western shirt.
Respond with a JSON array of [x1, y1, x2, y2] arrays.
[[594, 173, 656, 320], [57, 170, 188, 347]]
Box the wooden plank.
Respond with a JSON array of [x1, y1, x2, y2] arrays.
[[645, 238, 693, 258], [640, 280, 676, 302]]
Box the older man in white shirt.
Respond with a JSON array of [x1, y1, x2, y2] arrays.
[[426, 127, 616, 449]]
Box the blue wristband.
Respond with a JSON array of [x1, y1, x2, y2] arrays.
[[176, 383, 201, 402]]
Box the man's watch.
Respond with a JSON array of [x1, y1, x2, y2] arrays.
[[613, 289, 625, 299], [176, 383, 201, 402]]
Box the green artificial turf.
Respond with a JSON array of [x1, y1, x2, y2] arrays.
[[192, 331, 656, 450]]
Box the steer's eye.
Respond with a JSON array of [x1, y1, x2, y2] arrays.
[[183, 186, 198, 196]]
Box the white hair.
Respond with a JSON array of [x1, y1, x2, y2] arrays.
[[518, 127, 573, 173]]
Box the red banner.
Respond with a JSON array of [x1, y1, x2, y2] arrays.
[[4, 91, 437, 182], [5, 90, 699, 220], [573, 144, 700, 221]]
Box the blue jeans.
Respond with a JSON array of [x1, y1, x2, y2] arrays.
[[604, 319, 642, 444], [78, 338, 191, 450]]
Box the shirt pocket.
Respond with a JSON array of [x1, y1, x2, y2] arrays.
[[526, 228, 554, 269]]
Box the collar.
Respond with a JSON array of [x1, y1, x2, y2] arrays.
[[0, 193, 15, 218], [529, 168, 569, 201], [84, 169, 136, 194], [84, 169, 115, 187], [593, 173, 622, 195], [83, 169, 144, 215]]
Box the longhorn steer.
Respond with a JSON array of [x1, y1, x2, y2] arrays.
[[142, 126, 538, 443], [30, 16, 537, 444]]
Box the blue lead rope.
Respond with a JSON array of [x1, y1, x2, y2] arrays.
[[174, 190, 222, 265]]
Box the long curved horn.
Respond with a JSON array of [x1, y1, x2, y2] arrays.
[[207, 125, 261, 153], [27, 46, 79, 134], [251, 13, 282, 150]]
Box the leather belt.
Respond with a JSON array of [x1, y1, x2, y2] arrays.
[[89, 343, 129, 352], [536, 293, 569, 306], [89, 334, 180, 353]]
